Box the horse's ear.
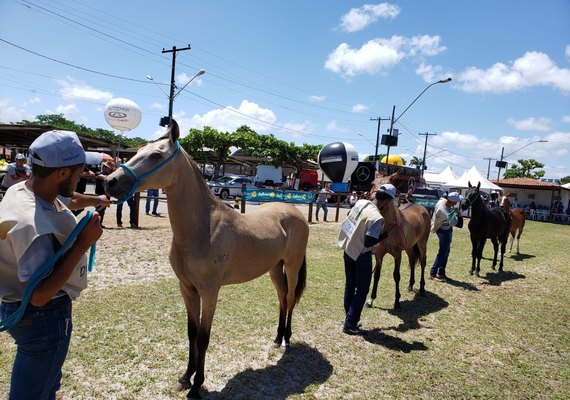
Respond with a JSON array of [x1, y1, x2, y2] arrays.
[[468, 181, 472, 188], [168, 119, 180, 143], [477, 181, 481, 191]]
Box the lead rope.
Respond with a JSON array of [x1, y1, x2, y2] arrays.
[[1, 211, 97, 332]]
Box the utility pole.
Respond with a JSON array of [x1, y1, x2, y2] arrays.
[[384, 105, 397, 174], [162, 45, 192, 126], [370, 116, 390, 171], [418, 132, 437, 177], [496, 147, 506, 181], [483, 157, 495, 179]]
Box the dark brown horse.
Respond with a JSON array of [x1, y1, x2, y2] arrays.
[[462, 182, 512, 276], [105, 121, 309, 399], [367, 176, 431, 309], [500, 194, 526, 255]]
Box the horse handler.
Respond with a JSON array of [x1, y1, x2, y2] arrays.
[[430, 191, 463, 281], [0, 130, 107, 400], [337, 184, 396, 335]]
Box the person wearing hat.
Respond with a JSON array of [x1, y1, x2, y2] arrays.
[[338, 183, 396, 335], [430, 191, 464, 282], [1, 153, 31, 191], [94, 160, 116, 227], [0, 130, 109, 399]]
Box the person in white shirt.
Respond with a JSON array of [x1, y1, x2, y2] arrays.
[[1, 153, 31, 190], [430, 192, 463, 281]]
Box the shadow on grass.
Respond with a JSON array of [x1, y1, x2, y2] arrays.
[[204, 342, 332, 400], [363, 329, 428, 353], [481, 270, 526, 286], [509, 253, 535, 262], [445, 276, 479, 291]]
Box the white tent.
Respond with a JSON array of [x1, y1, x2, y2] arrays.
[[424, 165, 459, 185], [444, 166, 502, 192]]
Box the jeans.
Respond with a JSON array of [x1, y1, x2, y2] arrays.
[[316, 202, 328, 220], [430, 228, 453, 276], [145, 189, 159, 214], [343, 251, 373, 329], [0, 296, 72, 400], [116, 196, 136, 225]]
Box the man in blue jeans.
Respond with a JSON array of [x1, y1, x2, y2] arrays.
[[145, 188, 160, 216], [0, 130, 104, 399], [430, 192, 463, 281], [337, 184, 396, 335]]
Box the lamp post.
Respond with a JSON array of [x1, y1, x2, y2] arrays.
[[147, 68, 205, 126], [383, 77, 452, 173], [495, 140, 548, 180]]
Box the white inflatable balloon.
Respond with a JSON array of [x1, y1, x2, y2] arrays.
[[104, 98, 142, 132], [318, 142, 359, 183]]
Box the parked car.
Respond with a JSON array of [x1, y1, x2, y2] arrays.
[[208, 176, 255, 199]]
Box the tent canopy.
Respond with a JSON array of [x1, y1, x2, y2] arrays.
[[424, 165, 458, 185], [444, 166, 502, 192]]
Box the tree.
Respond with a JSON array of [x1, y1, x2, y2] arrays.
[[409, 156, 426, 170], [503, 159, 545, 179], [560, 176, 570, 185]]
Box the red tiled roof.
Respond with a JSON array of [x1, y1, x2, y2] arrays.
[[492, 177, 561, 189]]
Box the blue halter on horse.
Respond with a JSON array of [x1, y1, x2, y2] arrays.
[[114, 141, 180, 205]]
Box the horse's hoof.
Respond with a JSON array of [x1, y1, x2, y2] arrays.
[[393, 303, 401, 309], [407, 285, 414, 293], [366, 300, 374, 308], [174, 381, 190, 392], [476, 272, 480, 277], [187, 388, 201, 399], [469, 270, 474, 276], [491, 266, 496, 270]]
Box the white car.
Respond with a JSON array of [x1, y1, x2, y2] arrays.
[[208, 176, 255, 199]]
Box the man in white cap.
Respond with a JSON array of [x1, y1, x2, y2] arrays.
[[0, 130, 109, 399], [1, 153, 31, 191], [338, 183, 396, 335], [430, 191, 464, 281]]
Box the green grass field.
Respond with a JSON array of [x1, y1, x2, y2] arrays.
[[1, 218, 569, 399]]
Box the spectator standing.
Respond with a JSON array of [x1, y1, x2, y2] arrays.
[[348, 191, 358, 208], [1, 153, 31, 191], [94, 161, 115, 227], [315, 184, 334, 222], [116, 196, 137, 228]]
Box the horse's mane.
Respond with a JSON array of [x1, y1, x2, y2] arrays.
[[179, 148, 221, 201]]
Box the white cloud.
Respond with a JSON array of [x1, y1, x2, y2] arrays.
[[149, 102, 164, 110], [545, 130, 570, 144], [46, 103, 80, 120], [0, 98, 33, 122], [309, 95, 326, 102], [352, 104, 368, 113], [55, 77, 114, 103], [22, 96, 41, 106], [176, 72, 203, 87], [416, 63, 449, 82], [339, 3, 400, 33], [325, 35, 446, 77], [326, 120, 349, 133], [566, 45, 570, 59], [457, 51, 570, 94], [184, 99, 277, 133], [507, 117, 551, 131], [562, 115, 570, 123]]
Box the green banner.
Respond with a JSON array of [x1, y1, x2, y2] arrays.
[[413, 198, 438, 208], [244, 189, 314, 204]]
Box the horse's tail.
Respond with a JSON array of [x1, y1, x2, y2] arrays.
[[295, 256, 307, 301]]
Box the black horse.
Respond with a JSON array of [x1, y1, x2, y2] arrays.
[[462, 182, 512, 276]]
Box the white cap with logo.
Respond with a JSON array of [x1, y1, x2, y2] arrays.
[[29, 130, 86, 168]]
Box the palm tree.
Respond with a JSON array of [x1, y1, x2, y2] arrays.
[[409, 156, 425, 170]]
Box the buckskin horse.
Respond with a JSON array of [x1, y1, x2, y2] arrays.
[[105, 121, 309, 399], [366, 175, 431, 309], [500, 194, 526, 255], [462, 182, 512, 276]]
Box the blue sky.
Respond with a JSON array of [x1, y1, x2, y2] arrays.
[[1, 0, 569, 179]]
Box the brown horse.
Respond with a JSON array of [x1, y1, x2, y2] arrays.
[[105, 121, 309, 399], [462, 182, 512, 276], [366, 175, 431, 309], [500, 195, 526, 255]]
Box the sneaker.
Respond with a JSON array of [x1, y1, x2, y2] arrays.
[[145, 212, 150, 215], [117, 223, 123, 228], [152, 213, 161, 217], [428, 274, 436, 280], [435, 274, 448, 282], [343, 326, 363, 336], [130, 223, 139, 229]]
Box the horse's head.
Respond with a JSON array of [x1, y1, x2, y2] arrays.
[[105, 120, 181, 201], [462, 181, 481, 210], [500, 194, 511, 209]]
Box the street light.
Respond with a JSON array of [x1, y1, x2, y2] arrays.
[[147, 68, 205, 126], [496, 139, 548, 180], [383, 77, 452, 173]]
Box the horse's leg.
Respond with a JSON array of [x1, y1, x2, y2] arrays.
[[418, 241, 428, 295], [476, 238, 486, 277], [469, 235, 478, 275], [269, 262, 287, 346], [490, 237, 499, 270], [499, 234, 508, 271], [406, 248, 416, 292], [393, 253, 402, 309], [176, 282, 200, 392], [187, 287, 220, 400], [367, 252, 383, 308], [508, 231, 515, 253], [282, 255, 306, 347]]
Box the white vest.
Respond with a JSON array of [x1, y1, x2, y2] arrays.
[[338, 199, 383, 261], [0, 182, 87, 302]]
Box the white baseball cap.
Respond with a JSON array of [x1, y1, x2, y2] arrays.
[[447, 192, 464, 203], [15, 153, 26, 160], [30, 130, 86, 168], [376, 184, 397, 199]]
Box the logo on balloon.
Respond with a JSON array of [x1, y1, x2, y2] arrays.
[[104, 98, 142, 132]]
